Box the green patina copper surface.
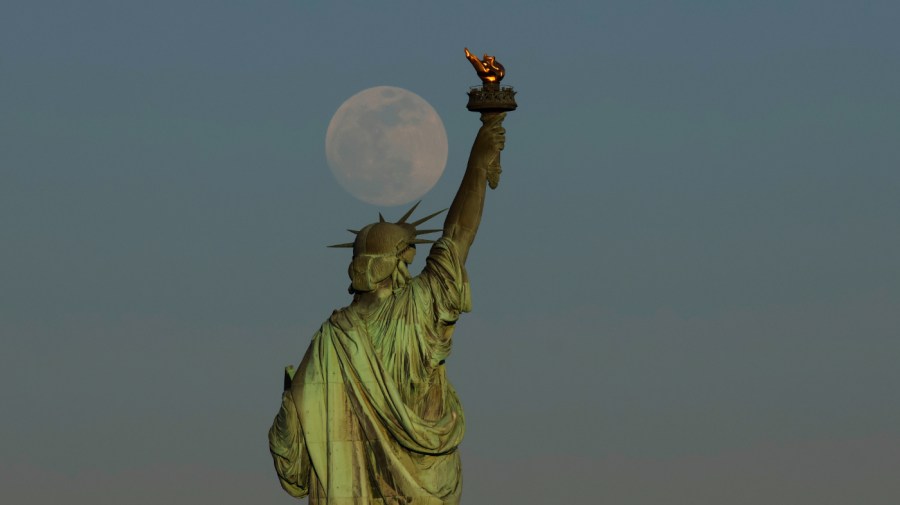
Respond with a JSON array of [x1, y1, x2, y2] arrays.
[[268, 52, 511, 504], [270, 237, 470, 504]]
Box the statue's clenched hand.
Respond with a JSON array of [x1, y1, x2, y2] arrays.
[[474, 112, 506, 189]]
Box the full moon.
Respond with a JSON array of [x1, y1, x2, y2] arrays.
[[325, 86, 448, 206]]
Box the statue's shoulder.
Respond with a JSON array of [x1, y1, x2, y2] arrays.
[[326, 305, 355, 327]]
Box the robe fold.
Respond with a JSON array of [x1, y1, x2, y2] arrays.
[[270, 238, 471, 504]]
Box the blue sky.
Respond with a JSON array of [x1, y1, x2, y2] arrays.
[[2, 1, 899, 503]]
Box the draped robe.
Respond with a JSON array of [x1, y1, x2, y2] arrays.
[[269, 238, 471, 504]]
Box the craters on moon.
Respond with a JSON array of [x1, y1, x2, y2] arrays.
[[325, 86, 448, 206]]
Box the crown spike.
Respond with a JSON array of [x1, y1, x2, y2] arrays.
[[327, 242, 355, 248], [414, 228, 442, 235], [378, 213, 386, 223], [410, 208, 447, 226], [397, 201, 421, 224], [347, 229, 359, 235]]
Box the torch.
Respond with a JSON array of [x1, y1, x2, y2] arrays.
[[464, 48, 517, 189]]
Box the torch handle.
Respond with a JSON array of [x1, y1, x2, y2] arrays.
[[487, 151, 501, 189], [482, 111, 505, 189]]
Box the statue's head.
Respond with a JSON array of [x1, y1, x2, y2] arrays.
[[329, 202, 444, 293]]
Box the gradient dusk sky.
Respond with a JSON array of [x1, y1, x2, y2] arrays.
[[2, 1, 899, 504]]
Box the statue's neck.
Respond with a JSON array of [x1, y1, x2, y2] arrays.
[[352, 281, 392, 315]]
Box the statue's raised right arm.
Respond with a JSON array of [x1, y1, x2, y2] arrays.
[[442, 112, 506, 265]]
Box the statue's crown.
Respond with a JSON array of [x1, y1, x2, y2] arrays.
[[328, 201, 445, 256]]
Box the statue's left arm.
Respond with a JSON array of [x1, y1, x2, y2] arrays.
[[442, 112, 506, 265]]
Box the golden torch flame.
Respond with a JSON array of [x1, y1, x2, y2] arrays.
[[464, 48, 505, 84]]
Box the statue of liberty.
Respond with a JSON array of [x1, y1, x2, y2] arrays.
[[269, 50, 512, 505]]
